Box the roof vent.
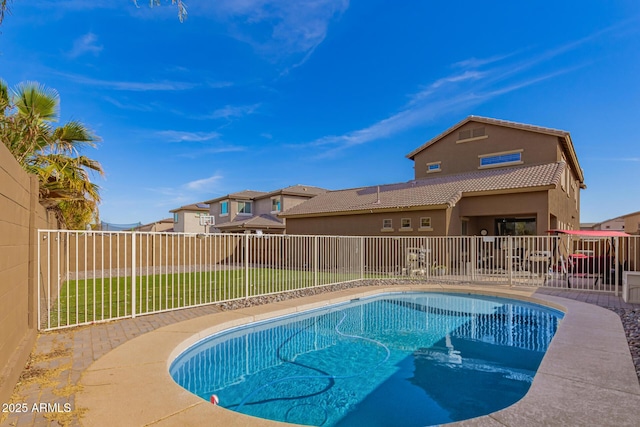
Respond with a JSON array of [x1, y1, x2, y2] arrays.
[[459, 127, 485, 140]]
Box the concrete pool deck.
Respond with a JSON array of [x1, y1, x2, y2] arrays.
[[3, 284, 640, 426], [78, 284, 640, 426]]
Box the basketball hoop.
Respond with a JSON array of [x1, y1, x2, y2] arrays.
[[199, 215, 215, 227]]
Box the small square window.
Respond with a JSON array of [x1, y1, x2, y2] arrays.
[[401, 218, 411, 229], [420, 217, 431, 228], [238, 201, 252, 215], [272, 198, 281, 212], [382, 219, 392, 229], [427, 162, 441, 173]]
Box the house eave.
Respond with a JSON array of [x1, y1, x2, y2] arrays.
[[280, 204, 451, 219]]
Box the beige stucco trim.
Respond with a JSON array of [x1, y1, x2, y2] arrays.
[[461, 185, 556, 198], [281, 204, 451, 219], [478, 161, 524, 170], [456, 134, 489, 144]]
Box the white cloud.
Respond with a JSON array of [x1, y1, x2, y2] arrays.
[[148, 173, 225, 209], [303, 26, 620, 157], [68, 32, 103, 58], [177, 145, 247, 159], [103, 96, 157, 112], [201, 0, 349, 61], [210, 103, 260, 120], [185, 174, 224, 191], [157, 130, 221, 142], [55, 72, 197, 91]]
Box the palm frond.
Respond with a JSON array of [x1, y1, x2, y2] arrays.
[[13, 81, 59, 121]]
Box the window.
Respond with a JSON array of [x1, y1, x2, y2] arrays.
[[420, 217, 432, 229], [426, 162, 441, 173], [401, 218, 411, 229], [220, 201, 229, 216], [495, 218, 536, 236], [382, 219, 392, 229], [479, 150, 522, 168], [237, 201, 252, 215], [271, 198, 281, 212], [173, 213, 179, 223]]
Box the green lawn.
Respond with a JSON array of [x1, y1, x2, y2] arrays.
[[46, 268, 377, 328]]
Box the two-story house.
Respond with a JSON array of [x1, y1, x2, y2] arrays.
[[169, 202, 210, 233], [280, 116, 586, 236], [204, 185, 327, 234]]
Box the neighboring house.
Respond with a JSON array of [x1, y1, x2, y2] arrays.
[[134, 218, 174, 232], [621, 211, 640, 235], [169, 202, 210, 233], [585, 211, 640, 235], [204, 185, 327, 234], [586, 217, 626, 232], [281, 116, 586, 236]]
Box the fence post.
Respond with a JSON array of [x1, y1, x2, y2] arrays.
[[614, 236, 619, 297], [244, 233, 250, 299], [508, 236, 513, 287], [360, 237, 365, 280], [314, 236, 318, 287], [131, 232, 137, 318], [470, 237, 476, 281]]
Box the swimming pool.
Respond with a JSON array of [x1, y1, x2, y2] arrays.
[[170, 292, 563, 426]]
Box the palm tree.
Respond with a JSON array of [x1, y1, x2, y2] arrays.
[[0, 0, 8, 26], [0, 80, 104, 229]]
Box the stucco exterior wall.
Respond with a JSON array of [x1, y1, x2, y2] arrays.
[[412, 123, 560, 179], [174, 210, 208, 233], [285, 210, 448, 236], [548, 182, 580, 230], [594, 217, 625, 231], [0, 143, 54, 406], [458, 191, 550, 235], [282, 195, 312, 212], [254, 198, 272, 215], [210, 199, 254, 227], [624, 213, 640, 235]]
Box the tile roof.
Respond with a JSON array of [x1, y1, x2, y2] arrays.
[[169, 202, 210, 213], [204, 190, 267, 204], [205, 186, 328, 204], [216, 214, 285, 230], [280, 162, 565, 217], [258, 185, 328, 198]]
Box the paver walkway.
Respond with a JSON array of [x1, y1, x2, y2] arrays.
[[1, 286, 638, 427]]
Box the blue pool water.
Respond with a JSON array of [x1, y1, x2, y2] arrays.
[[170, 292, 563, 426]]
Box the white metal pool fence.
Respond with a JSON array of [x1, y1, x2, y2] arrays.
[[37, 230, 640, 330]]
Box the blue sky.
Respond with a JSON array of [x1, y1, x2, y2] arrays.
[[1, 0, 639, 225]]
